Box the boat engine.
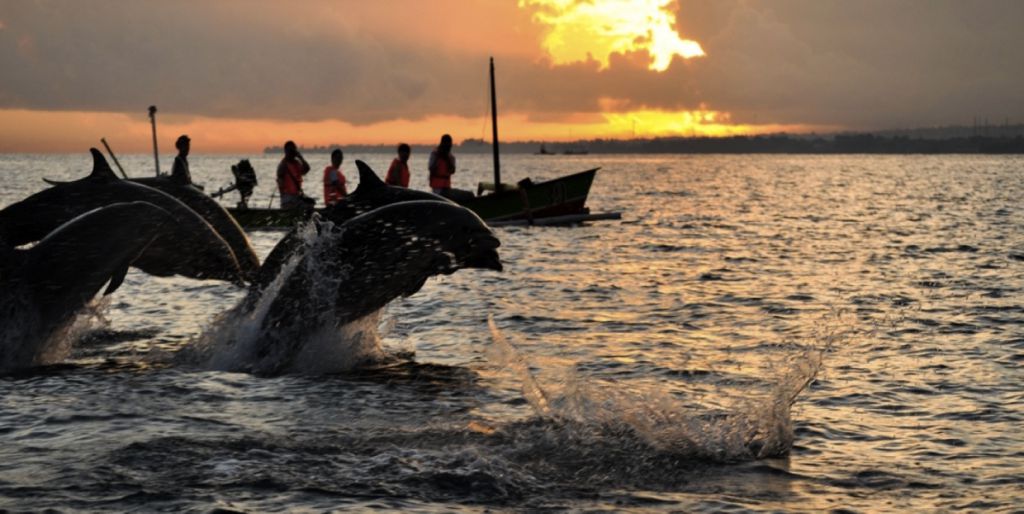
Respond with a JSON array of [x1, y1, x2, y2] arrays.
[[211, 159, 259, 209]]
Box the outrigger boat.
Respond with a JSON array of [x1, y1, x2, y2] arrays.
[[218, 58, 617, 229]]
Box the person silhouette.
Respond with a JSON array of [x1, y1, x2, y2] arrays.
[[427, 134, 456, 197], [386, 143, 411, 188], [170, 135, 192, 186], [322, 148, 347, 206], [277, 140, 313, 210]]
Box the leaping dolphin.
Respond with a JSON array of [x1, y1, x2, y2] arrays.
[[129, 176, 260, 279], [253, 160, 457, 291], [222, 200, 503, 375], [1, 202, 172, 373], [0, 149, 245, 283]]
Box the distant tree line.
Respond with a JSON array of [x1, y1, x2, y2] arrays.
[[265, 130, 1024, 155]]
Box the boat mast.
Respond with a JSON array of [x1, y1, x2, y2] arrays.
[[148, 105, 160, 177], [490, 57, 501, 190]]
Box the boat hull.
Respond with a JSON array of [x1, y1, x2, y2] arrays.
[[227, 168, 598, 229], [460, 168, 597, 221]]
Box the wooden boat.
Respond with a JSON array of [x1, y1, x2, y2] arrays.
[[224, 58, 610, 229], [225, 165, 600, 228], [462, 168, 597, 222], [459, 57, 602, 224], [226, 206, 313, 229]]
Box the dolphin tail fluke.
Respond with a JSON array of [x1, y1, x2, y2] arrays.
[[89, 148, 118, 180], [355, 160, 385, 190]]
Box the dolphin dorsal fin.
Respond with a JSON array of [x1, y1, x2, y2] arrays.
[[355, 160, 385, 191], [89, 148, 118, 180]]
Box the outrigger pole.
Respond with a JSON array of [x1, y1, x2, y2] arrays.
[[489, 57, 501, 191], [148, 105, 160, 177], [100, 138, 129, 179]]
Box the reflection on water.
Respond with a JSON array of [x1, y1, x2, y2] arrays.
[[1, 153, 1023, 511]]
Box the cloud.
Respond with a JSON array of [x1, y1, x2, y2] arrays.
[[2, 0, 1023, 131], [680, 0, 1024, 128]]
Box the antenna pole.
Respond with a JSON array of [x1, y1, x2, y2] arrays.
[[148, 105, 160, 176]]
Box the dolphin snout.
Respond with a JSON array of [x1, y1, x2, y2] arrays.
[[465, 248, 503, 272], [464, 232, 503, 272]]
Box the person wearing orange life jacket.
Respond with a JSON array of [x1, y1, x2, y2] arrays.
[[385, 143, 411, 188], [276, 140, 312, 210], [427, 134, 456, 197], [323, 148, 347, 205]]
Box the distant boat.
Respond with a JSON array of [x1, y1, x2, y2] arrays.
[[536, 143, 555, 155]]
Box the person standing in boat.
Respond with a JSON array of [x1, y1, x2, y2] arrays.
[[428, 134, 456, 196], [386, 143, 411, 188], [322, 148, 347, 206], [170, 134, 193, 186], [277, 140, 312, 210]]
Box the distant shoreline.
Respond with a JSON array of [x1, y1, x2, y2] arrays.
[[264, 133, 1024, 155]]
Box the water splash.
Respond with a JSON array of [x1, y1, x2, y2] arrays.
[[183, 221, 388, 374], [486, 316, 823, 463], [0, 295, 111, 373]]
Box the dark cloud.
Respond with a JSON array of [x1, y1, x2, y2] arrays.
[[2, 0, 1022, 129], [679, 0, 1024, 128]]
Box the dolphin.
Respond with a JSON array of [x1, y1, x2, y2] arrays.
[[1, 202, 171, 372], [231, 200, 502, 375], [0, 149, 244, 283], [321, 160, 454, 224], [253, 160, 456, 291], [129, 176, 261, 280]]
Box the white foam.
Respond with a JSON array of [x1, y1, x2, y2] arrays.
[[485, 315, 824, 462], [186, 221, 388, 374]]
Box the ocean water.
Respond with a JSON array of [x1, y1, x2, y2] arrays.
[[1, 152, 1022, 512]]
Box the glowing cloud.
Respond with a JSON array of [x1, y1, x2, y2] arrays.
[[521, 0, 705, 71]]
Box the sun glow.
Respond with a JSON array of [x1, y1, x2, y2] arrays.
[[520, 0, 704, 71], [603, 108, 810, 138]]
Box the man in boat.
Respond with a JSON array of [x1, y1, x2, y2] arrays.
[[170, 134, 193, 186], [428, 134, 456, 197], [385, 143, 411, 188], [276, 140, 313, 210], [322, 148, 347, 206]]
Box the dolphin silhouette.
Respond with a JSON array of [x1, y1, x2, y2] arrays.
[[321, 160, 453, 223], [0, 202, 172, 372], [234, 200, 502, 375], [129, 176, 261, 281], [0, 149, 244, 283], [254, 160, 457, 291]]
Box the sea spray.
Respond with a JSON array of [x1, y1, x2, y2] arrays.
[[485, 315, 823, 462], [0, 295, 110, 372], [184, 221, 389, 374]]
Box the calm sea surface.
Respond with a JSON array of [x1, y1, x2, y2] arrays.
[[1, 152, 1022, 512]]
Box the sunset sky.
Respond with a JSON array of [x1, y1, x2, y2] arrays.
[[1, 0, 1022, 153]]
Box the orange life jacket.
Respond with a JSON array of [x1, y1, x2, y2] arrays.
[[429, 152, 453, 189], [323, 165, 346, 205], [386, 158, 410, 188], [279, 160, 304, 196]]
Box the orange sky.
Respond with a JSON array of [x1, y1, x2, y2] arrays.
[[1, 0, 1021, 152]]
